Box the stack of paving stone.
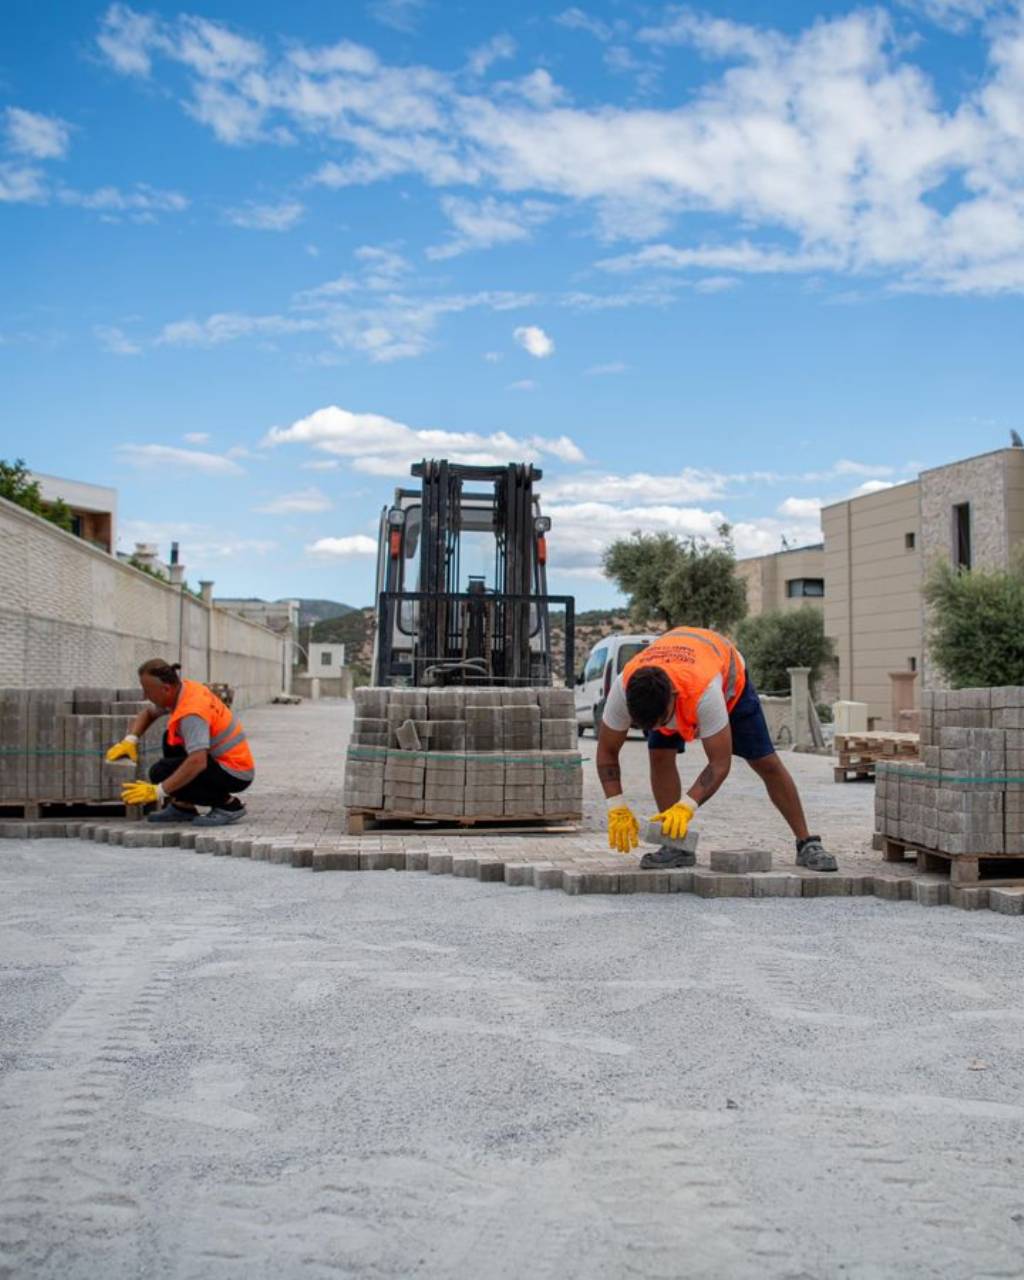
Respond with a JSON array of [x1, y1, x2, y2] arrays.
[[0, 686, 158, 810], [875, 686, 1024, 859], [344, 685, 583, 822]]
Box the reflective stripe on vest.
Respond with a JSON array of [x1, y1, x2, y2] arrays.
[[166, 680, 254, 773], [621, 626, 746, 742]]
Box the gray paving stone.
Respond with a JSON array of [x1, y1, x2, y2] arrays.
[[710, 848, 772, 874], [988, 887, 1024, 915], [751, 874, 803, 898], [312, 849, 360, 871]]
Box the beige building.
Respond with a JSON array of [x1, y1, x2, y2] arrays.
[[823, 446, 1024, 727], [736, 543, 825, 617], [31, 471, 117, 553]]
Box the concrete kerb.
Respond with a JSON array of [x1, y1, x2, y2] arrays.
[[0, 820, 1020, 916]]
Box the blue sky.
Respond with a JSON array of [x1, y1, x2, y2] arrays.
[[2, 0, 1023, 608]]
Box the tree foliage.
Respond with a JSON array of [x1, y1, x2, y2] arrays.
[[601, 525, 748, 633], [923, 557, 1024, 687], [735, 606, 833, 694], [0, 457, 72, 531]]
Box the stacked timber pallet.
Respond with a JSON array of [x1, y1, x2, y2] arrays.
[[834, 731, 919, 782], [343, 686, 583, 831], [0, 687, 158, 817], [875, 686, 1024, 884]]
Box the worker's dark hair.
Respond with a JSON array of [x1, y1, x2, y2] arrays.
[[138, 658, 182, 686], [625, 667, 673, 732]]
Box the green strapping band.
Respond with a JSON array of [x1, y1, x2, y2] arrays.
[[346, 745, 586, 770]]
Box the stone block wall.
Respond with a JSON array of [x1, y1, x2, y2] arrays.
[[0, 497, 285, 710]]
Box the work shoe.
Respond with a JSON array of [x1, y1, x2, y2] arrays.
[[193, 804, 246, 828], [146, 803, 198, 824], [640, 845, 696, 870], [796, 835, 837, 872]]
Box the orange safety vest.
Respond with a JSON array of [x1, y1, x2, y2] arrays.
[[166, 680, 254, 774], [621, 627, 746, 743]]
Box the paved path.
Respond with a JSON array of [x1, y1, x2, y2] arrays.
[[2, 837, 1024, 1278], [7, 701, 1021, 910]]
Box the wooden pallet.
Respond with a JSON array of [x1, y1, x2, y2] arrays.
[[0, 798, 142, 821], [880, 834, 1024, 885], [345, 808, 582, 836], [834, 763, 875, 783], [835, 732, 919, 765]]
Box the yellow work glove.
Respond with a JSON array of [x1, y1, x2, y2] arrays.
[[105, 734, 139, 764], [607, 802, 640, 854], [121, 780, 164, 807], [651, 797, 697, 841]]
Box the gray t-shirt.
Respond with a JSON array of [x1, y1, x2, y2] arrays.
[[602, 672, 730, 739]]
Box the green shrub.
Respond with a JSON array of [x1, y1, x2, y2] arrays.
[[924, 558, 1024, 686], [735, 607, 833, 694]]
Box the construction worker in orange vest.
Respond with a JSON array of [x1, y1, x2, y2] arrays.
[[596, 626, 837, 872], [105, 658, 254, 827]]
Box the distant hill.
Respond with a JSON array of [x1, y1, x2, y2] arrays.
[[310, 605, 658, 684], [288, 598, 357, 627]]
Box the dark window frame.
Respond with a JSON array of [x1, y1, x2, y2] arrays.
[[953, 502, 971, 571]]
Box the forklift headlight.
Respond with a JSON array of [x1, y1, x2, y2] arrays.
[[388, 508, 406, 528], [534, 516, 551, 534]]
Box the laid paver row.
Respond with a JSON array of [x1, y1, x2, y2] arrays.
[[3, 819, 1023, 916]]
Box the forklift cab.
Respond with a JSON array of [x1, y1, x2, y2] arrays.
[[371, 460, 569, 688]]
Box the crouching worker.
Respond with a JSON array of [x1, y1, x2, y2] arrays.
[[596, 626, 836, 872], [105, 658, 253, 827]]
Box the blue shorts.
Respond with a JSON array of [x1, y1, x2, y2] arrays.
[[646, 677, 775, 761]]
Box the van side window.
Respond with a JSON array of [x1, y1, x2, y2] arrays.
[[584, 647, 608, 683]]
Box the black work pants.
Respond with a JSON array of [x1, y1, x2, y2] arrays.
[[149, 736, 252, 808]]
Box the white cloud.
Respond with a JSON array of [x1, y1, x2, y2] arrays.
[[119, 518, 275, 561], [184, 431, 210, 443], [226, 200, 304, 231], [157, 312, 319, 347], [0, 164, 47, 203], [598, 242, 843, 276], [555, 8, 613, 41], [255, 486, 333, 514], [367, 0, 425, 32], [831, 459, 895, 478], [851, 479, 897, 496], [778, 496, 823, 519], [114, 443, 245, 475], [5, 108, 71, 160], [96, 4, 1024, 294], [483, 350, 502, 362], [584, 361, 626, 375], [262, 404, 584, 475], [301, 458, 341, 470], [897, 0, 1001, 33], [514, 324, 554, 358], [94, 324, 141, 355], [545, 469, 729, 505], [507, 379, 537, 391], [59, 184, 188, 217], [467, 34, 517, 77], [426, 195, 554, 259], [96, 3, 162, 76], [307, 534, 378, 556]]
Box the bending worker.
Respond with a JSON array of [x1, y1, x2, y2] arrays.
[[105, 659, 254, 827], [597, 626, 837, 873]]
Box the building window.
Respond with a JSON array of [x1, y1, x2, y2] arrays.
[[953, 502, 971, 570], [785, 578, 824, 598], [905, 532, 915, 550], [321, 651, 332, 666], [909, 657, 917, 672]]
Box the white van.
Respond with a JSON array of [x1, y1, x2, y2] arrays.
[[574, 634, 659, 736]]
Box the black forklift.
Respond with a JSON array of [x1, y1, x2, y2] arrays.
[[371, 459, 575, 688]]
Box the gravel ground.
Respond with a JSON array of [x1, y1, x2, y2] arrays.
[[3, 838, 1024, 1278]]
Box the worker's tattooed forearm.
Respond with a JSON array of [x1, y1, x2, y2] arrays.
[[597, 763, 622, 785], [693, 764, 715, 805]]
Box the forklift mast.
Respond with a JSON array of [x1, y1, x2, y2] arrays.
[[372, 459, 575, 688]]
